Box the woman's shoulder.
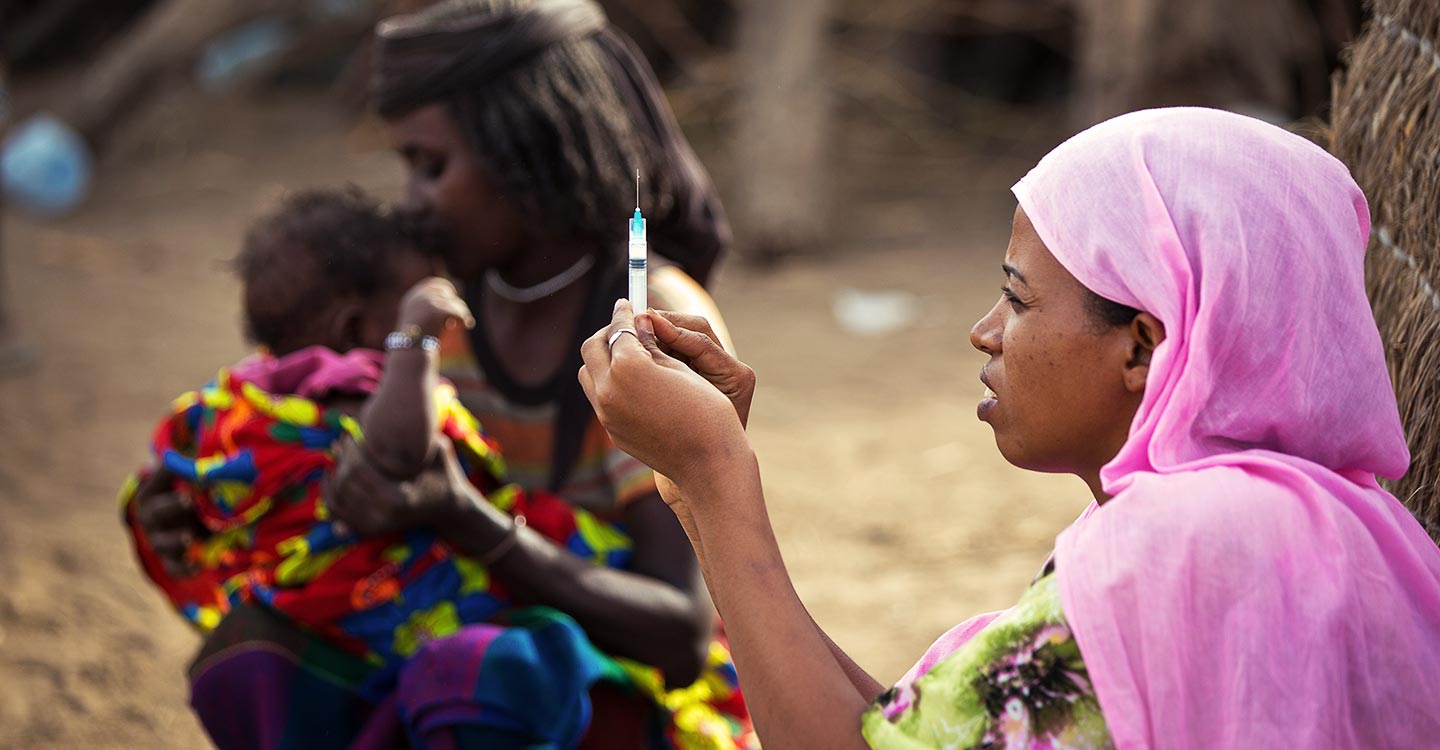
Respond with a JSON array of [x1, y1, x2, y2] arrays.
[[1060, 462, 1379, 580], [649, 264, 720, 315], [649, 264, 735, 351], [864, 573, 1114, 749]]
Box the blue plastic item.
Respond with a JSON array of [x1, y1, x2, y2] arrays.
[[1, 114, 93, 217], [196, 17, 294, 91], [308, 0, 373, 20]]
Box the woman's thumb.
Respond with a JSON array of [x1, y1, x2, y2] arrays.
[[635, 312, 677, 364]]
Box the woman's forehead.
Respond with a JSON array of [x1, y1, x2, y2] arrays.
[[388, 104, 462, 146], [1005, 205, 1081, 293], [1003, 207, 1044, 276]]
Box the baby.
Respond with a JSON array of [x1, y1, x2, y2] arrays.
[[120, 188, 633, 666]]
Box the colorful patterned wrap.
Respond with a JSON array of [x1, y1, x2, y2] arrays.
[[864, 572, 1113, 750], [119, 348, 755, 750]]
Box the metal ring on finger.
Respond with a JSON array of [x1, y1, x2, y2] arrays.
[[607, 327, 639, 350]]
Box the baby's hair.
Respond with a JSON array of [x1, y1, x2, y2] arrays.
[[235, 187, 421, 352]]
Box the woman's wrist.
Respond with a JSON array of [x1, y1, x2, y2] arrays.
[[672, 428, 754, 487], [436, 487, 515, 556], [677, 444, 764, 530]]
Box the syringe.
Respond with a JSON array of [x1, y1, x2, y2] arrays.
[[628, 168, 647, 312]]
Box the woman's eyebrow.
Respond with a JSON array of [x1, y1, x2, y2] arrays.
[[397, 138, 434, 155], [1002, 263, 1028, 286]]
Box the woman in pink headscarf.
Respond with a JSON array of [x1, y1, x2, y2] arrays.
[[576, 107, 1440, 749]]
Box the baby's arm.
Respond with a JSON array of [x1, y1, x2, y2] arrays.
[[359, 278, 474, 479]]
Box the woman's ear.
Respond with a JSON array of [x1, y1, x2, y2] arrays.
[[1123, 312, 1166, 393]]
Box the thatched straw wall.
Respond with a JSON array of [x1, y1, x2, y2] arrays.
[[1331, 0, 1440, 541]]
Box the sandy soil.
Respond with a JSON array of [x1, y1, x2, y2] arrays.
[[0, 92, 1085, 748]]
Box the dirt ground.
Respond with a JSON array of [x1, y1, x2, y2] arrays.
[[0, 92, 1085, 748]]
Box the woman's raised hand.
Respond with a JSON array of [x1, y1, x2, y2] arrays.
[[579, 301, 753, 487], [641, 309, 755, 429]]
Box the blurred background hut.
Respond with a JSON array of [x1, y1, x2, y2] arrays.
[[2, 0, 1364, 255]]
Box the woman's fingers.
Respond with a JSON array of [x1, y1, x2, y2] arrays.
[[578, 363, 598, 404], [134, 465, 190, 529], [581, 299, 632, 370], [148, 527, 194, 555], [326, 433, 468, 536], [610, 319, 665, 366], [135, 489, 194, 531], [650, 313, 729, 368], [325, 437, 373, 527], [651, 310, 725, 350], [641, 311, 756, 428], [149, 527, 197, 577], [581, 298, 656, 374], [325, 462, 387, 536], [633, 312, 681, 364], [131, 465, 208, 575], [648, 312, 744, 386], [133, 463, 176, 502]]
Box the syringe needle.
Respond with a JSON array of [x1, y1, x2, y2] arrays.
[[629, 169, 647, 312]]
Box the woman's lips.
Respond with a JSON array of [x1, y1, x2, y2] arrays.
[[978, 379, 998, 420]]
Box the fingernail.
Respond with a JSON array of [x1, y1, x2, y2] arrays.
[[636, 314, 654, 336]]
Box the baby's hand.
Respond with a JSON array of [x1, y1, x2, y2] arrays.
[[398, 277, 475, 338]]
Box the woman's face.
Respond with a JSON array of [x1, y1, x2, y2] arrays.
[[970, 206, 1154, 482], [387, 104, 530, 281]]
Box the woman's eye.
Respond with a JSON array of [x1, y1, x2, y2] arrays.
[[1001, 286, 1027, 310], [404, 148, 445, 180], [418, 155, 445, 180]]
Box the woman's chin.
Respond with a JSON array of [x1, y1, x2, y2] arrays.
[[988, 428, 1032, 471]]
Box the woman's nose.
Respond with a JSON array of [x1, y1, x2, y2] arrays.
[[402, 180, 430, 213], [970, 301, 1003, 355]]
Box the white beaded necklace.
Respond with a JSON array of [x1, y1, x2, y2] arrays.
[[484, 254, 596, 304]]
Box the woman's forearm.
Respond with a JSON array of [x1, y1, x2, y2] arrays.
[[817, 616, 887, 701], [442, 492, 711, 687], [683, 450, 873, 750], [657, 476, 883, 701]]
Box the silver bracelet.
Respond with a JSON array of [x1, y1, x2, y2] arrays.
[[474, 514, 526, 567], [384, 326, 440, 353]]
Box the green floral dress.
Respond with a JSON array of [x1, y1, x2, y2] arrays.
[[862, 572, 1114, 750]]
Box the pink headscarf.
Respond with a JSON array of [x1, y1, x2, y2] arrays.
[[1014, 108, 1440, 748]]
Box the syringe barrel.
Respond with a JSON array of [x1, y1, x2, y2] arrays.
[[628, 212, 647, 311], [628, 241, 647, 312]]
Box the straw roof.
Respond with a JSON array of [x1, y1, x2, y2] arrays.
[[1331, 0, 1440, 541]]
